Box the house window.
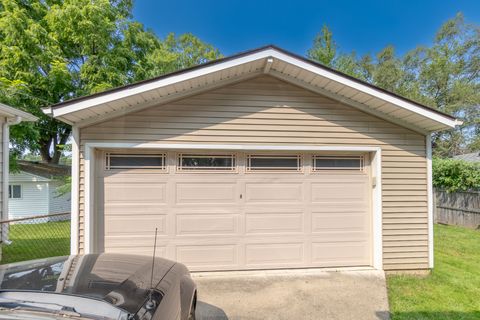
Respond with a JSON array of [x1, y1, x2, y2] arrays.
[[246, 154, 302, 172], [313, 156, 364, 171], [106, 153, 166, 170], [9, 185, 22, 199], [177, 154, 236, 171]]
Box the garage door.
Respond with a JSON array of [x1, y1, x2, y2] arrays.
[[97, 150, 372, 271]]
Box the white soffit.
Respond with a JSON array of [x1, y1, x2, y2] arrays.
[[43, 46, 459, 132], [0, 103, 37, 122]]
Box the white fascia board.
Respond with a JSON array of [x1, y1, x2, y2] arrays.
[[50, 47, 457, 129], [0, 103, 38, 122], [51, 50, 277, 117], [269, 51, 457, 129]]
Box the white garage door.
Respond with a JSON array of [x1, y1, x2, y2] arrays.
[[97, 150, 372, 271]]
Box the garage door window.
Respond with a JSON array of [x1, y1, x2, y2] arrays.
[[106, 153, 166, 170], [178, 154, 236, 171], [247, 154, 302, 172], [313, 156, 363, 171]]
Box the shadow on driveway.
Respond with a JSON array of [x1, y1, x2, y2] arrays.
[[196, 301, 229, 320]]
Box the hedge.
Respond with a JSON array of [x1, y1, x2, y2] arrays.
[[432, 158, 480, 192]]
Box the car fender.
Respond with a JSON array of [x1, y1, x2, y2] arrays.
[[180, 274, 197, 320]]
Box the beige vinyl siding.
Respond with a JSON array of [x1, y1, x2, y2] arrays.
[[78, 75, 428, 270]]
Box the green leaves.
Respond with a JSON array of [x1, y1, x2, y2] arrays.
[[0, 0, 220, 163], [307, 25, 366, 80], [140, 33, 222, 79], [308, 14, 480, 156], [308, 25, 337, 67], [432, 157, 480, 192]]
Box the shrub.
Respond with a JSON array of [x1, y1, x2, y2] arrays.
[[432, 158, 480, 192]]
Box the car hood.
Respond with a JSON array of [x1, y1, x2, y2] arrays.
[[0, 254, 176, 314]]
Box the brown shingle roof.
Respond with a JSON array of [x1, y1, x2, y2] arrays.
[[17, 161, 70, 179], [453, 152, 480, 162]]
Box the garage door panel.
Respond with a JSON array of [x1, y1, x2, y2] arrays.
[[175, 182, 237, 204], [105, 215, 167, 235], [310, 232, 370, 242], [176, 214, 239, 235], [245, 243, 304, 266], [105, 235, 168, 248], [311, 242, 370, 265], [311, 182, 368, 203], [105, 245, 167, 258], [105, 183, 166, 203], [176, 244, 239, 269], [312, 212, 369, 232], [245, 183, 303, 203], [103, 204, 168, 215], [245, 211, 304, 234]]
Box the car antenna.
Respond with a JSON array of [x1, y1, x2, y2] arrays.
[[145, 228, 158, 311]]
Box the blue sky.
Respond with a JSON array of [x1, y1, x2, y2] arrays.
[[133, 1, 480, 57]]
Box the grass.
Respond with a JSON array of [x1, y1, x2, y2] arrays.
[[1, 220, 70, 264], [387, 224, 480, 320]]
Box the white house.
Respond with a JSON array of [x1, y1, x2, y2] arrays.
[[0, 103, 37, 223], [8, 161, 71, 219]]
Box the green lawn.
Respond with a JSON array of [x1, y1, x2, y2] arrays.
[[387, 224, 480, 320], [1, 220, 70, 264]]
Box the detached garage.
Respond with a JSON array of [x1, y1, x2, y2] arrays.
[[44, 46, 460, 272]]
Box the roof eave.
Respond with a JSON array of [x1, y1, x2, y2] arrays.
[[44, 46, 460, 133], [0, 103, 38, 122]]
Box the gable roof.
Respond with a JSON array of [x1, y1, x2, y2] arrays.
[[43, 45, 460, 133], [453, 152, 480, 162], [16, 160, 70, 179], [0, 103, 37, 122]]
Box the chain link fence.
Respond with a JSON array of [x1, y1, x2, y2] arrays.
[[0, 213, 71, 264]]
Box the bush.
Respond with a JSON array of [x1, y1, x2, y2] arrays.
[[432, 158, 480, 192]]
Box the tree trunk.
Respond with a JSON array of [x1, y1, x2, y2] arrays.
[[51, 128, 72, 164], [38, 127, 71, 164], [39, 137, 53, 163]]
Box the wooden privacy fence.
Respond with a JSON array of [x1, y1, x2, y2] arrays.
[[434, 189, 480, 228]]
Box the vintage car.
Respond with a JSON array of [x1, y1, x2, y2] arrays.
[[0, 254, 197, 320]]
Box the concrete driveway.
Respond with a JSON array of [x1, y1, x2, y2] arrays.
[[193, 269, 390, 320]]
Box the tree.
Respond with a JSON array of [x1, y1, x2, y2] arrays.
[[140, 33, 221, 79], [407, 14, 480, 156], [307, 25, 366, 80], [0, 0, 221, 163], [308, 14, 480, 156]]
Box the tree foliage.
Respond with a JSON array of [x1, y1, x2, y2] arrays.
[[308, 25, 365, 80], [308, 14, 480, 157], [432, 157, 480, 192], [0, 0, 220, 163]]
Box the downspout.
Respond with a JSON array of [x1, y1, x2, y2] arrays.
[[426, 134, 434, 268], [2, 116, 22, 243]]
